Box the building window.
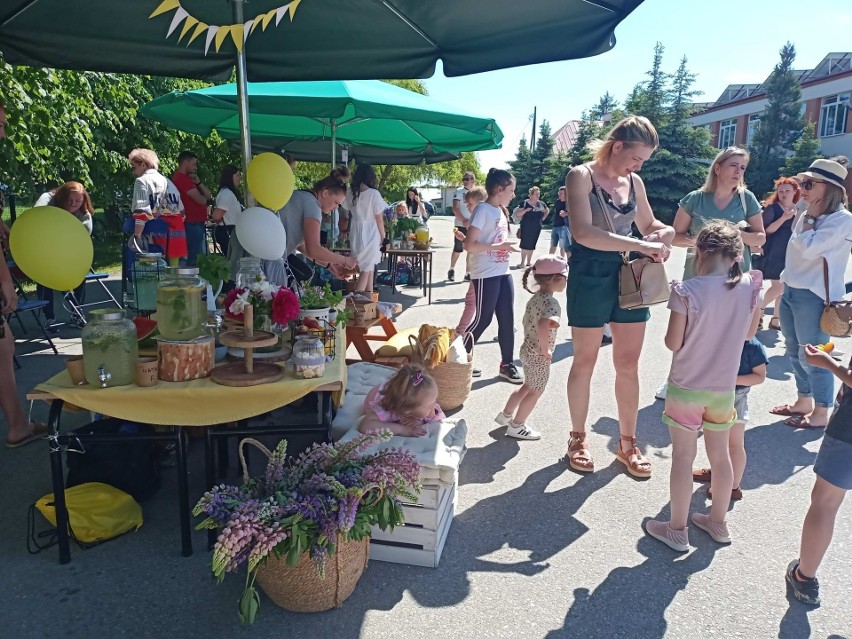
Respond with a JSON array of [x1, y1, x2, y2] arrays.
[[718, 118, 737, 148], [747, 114, 761, 145], [819, 94, 849, 137]]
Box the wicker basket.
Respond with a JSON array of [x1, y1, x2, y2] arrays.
[[408, 334, 473, 411], [237, 438, 370, 613], [255, 537, 370, 613]]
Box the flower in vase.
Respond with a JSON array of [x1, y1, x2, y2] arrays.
[[270, 287, 300, 325], [226, 288, 251, 317]]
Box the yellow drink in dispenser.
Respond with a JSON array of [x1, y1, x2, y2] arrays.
[[415, 225, 430, 246]]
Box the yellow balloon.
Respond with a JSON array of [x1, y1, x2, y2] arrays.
[[9, 206, 93, 291], [246, 152, 295, 210]]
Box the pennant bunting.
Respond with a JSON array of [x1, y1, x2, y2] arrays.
[[149, 0, 306, 54]]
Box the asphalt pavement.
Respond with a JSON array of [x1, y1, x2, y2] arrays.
[[1, 216, 849, 638]]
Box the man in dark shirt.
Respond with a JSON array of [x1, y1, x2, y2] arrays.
[[549, 185, 570, 258]]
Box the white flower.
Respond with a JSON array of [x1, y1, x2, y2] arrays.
[[252, 280, 277, 301], [228, 289, 251, 315]]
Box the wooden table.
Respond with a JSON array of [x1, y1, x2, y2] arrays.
[[345, 315, 398, 363], [28, 334, 347, 564], [384, 248, 434, 304]]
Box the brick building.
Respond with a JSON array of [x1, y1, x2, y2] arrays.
[[688, 52, 852, 158]]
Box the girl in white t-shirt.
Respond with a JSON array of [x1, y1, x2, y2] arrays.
[[211, 164, 243, 256], [462, 169, 522, 383]]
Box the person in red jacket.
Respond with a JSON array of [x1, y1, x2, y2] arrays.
[[172, 150, 213, 266]]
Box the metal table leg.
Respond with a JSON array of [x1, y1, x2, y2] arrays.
[[204, 427, 217, 550], [47, 399, 70, 564], [175, 426, 193, 557]]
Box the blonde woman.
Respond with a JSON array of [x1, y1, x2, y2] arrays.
[[513, 186, 549, 268], [672, 147, 766, 279], [129, 148, 186, 265], [563, 115, 674, 478]]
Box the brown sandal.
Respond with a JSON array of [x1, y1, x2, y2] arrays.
[[615, 435, 652, 479], [564, 431, 594, 473]]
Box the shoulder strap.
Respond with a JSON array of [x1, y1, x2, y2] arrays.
[[823, 257, 832, 305], [586, 165, 617, 235], [739, 189, 747, 216]]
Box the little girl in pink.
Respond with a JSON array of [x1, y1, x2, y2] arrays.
[[359, 364, 445, 437], [646, 220, 762, 551]]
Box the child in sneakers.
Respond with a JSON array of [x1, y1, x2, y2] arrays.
[[645, 221, 762, 551], [359, 364, 446, 437], [693, 334, 767, 502], [785, 346, 852, 606], [455, 187, 488, 337], [494, 255, 567, 440]]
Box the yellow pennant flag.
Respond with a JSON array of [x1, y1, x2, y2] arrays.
[[188, 21, 208, 45], [261, 9, 276, 30], [149, 0, 180, 19], [179, 16, 199, 42], [288, 0, 302, 20], [230, 24, 245, 53], [214, 25, 232, 52]]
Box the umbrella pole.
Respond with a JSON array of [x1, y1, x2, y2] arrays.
[[233, 0, 254, 206], [330, 119, 337, 168]]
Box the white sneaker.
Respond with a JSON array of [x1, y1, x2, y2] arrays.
[[506, 421, 541, 440], [655, 381, 668, 401], [494, 412, 512, 427]]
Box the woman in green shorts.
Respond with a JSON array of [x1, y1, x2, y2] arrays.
[[563, 116, 675, 478]]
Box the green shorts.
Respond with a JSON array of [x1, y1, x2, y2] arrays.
[[663, 383, 736, 432], [566, 244, 650, 328]]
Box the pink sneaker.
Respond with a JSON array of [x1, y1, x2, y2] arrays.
[[691, 513, 731, 544], [645, 519, 689, 552]]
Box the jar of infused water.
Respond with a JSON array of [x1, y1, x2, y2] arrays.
[[292, 335, 325, 379], [133, 253, 167, 311], [415, 225, 430, 246], [156, 267, 206, 341], [236, 257, 265, 289], [81, 309, 138, 387]]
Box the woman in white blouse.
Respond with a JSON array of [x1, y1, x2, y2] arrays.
[[346, 163, 387, 293], [211, 164, 243, 256], [773, 159, 852, 429]]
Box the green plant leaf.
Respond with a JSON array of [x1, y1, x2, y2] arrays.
[[238, 587, 260, 625]]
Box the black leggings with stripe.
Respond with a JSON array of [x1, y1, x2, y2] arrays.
[[464, 274, 515, 365]]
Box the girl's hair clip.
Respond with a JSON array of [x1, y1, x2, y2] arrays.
[[411, 371, 424, 386], [733, 255, 744, 264]]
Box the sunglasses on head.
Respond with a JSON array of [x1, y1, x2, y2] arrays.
[[801, 179, 825, 190]]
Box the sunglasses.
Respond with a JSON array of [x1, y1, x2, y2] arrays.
[[462, 177, 474, 182], [801, 179, 825, 190]]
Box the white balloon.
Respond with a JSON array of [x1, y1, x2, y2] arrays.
[[235, 207, 287, 260]]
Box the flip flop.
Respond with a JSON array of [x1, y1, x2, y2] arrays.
[[770, 404, 805, 417], [5, 422, 48, 448], [785, 415, 826, 430]]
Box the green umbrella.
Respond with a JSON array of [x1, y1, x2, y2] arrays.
[[0, 0, 644, 81], [1, 0, 643, 182], [140, 80, 503, 165]]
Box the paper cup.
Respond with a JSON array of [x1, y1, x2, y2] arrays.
[[135, 357, 159, 387], [65, 356, 87, 385]]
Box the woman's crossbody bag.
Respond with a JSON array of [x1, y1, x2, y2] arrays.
[[819, 258, 852, 337], [593, 182, 669, 310]]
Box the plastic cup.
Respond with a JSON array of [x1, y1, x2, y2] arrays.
[[65, 356, 87, 385]]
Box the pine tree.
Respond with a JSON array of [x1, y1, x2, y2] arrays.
[[509, 121, 555, 208], [781, 122, 822, 177], [748, 42, 805, 197]]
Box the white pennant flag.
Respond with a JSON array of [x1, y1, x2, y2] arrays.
[[243, 19, 254, 42], [166, 7, 189, 38], [275, 4, 289, 26], [204, 26, 220, 56]]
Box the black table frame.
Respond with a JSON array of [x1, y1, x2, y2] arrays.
[[386, 250, 433, 304], [41, 390, 335, 564]]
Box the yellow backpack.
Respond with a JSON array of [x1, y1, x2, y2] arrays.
[[33, 482, 143, 547]]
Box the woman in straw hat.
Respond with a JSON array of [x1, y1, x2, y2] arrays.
[[770, 159, 852, 429]]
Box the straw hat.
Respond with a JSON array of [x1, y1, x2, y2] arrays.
[[797, 159, 848, 192]]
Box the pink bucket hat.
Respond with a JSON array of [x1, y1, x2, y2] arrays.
[[532, 254, 568, 276]]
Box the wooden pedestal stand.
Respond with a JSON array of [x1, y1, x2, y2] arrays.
[[210, 306, 285, 386]]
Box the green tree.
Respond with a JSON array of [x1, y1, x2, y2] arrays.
[[508, 121, 555, 208], [781, 122, 822, 177], [748, 42, 805, 197]]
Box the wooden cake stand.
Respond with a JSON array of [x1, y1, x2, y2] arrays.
[[210, 306, 286, 386]]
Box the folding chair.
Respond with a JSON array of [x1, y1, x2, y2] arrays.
[[62, 270, 123, 327], [4, 260, 59, 355]]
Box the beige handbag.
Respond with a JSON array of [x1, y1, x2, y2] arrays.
[[819, 258, 852, 337], [593, 179, 670, 310]]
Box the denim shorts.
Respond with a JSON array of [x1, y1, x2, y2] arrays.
[[550, 226, 571, 251], [814, 434, 852, 489]]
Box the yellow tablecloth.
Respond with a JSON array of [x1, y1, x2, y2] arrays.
[[34, 333, 347, 427]]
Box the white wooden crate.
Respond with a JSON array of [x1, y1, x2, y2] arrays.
[[369, 482, 457, 568]]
